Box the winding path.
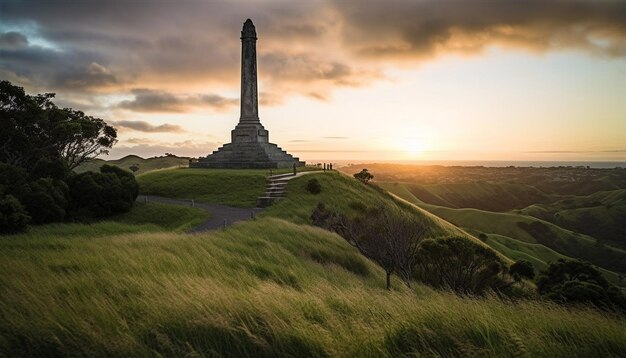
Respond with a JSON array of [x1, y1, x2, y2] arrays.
[[136, 170, 323, 233], [137, 195, 264, 233]]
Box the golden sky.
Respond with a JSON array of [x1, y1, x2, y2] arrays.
[[1, 0, 625, 162]]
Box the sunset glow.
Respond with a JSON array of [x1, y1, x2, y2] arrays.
[[2, 0, 625, 163]]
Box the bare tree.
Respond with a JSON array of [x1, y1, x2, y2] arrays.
[[311, 203, 428, 290]]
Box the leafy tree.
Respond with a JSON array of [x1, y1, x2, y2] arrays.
[[415, 237, 507, 295], [509, 260, 535, 281], [30, 157, 69, 181], [0, 194, 30, 233], [129, 164, 140, 173], [0, 80, 117, 171], [306, 178, 321, 194], [68, 165, 138, 218], [537, 259, 626, 312], [20, 178, 69, 224], [100, 165, 139, 201], [354, 169, 374, 184], [0, 163, 28, 196]]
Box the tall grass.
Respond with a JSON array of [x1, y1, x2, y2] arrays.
[[1, 218, 624, 356]]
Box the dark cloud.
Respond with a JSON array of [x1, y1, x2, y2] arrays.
[[53, 62, 119, 90], [0, 32, 29, 49], [333, 0, 626, 60], [2, 0, 626, 109], [118, 89, 237, 113], [111, 120, 185, 133]]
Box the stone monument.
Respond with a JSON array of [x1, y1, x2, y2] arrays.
[[191, 19, 305, 169]]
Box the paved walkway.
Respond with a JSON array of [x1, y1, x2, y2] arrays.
[[137, 170, 324, 233], [137, 195, 264, 233]]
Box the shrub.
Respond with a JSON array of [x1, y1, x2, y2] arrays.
[[510, 260, 535, 281], [354, 169, 373, 184], [477, 233, 488, 242], [415, 236, 508, 295], [537, 259, 626, 312], [0, 163, 28, 196], [100, 164, 139, 200], [30, 157, 69, 181], [0, 194, 30, 233], [20, 178, 69, 224], [69, 165, 138, 218], [306, 178, 321, 194]]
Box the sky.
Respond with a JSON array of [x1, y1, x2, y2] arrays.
[[1, 0, 626, 162]]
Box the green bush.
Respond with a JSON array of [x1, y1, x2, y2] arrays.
[[20, 178, 69, 224], [306, 178, 321, 194], [69, 165, 138, 218], [353, 169, 374, 184], [510, 260, 535, 281], [0, 194, 30, 233], [537, 259, 626, 312], [415, 236, 508, 295]]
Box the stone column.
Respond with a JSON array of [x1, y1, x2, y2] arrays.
[[240, 19, 259, 123]]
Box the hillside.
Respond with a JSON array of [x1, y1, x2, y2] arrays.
[[399, 182, 555, 211], [517, 189, 626, 249], [75, 155, 189, 175], [2, 169, 626, 356], [380, 182, 626, 287], [2, 215, 625, 356]]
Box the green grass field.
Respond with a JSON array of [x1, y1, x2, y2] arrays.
[[8, 202, 210, 240], [2, 169, 626, 356], [137, 168, 271, 207], [2, 217, 625, 356]]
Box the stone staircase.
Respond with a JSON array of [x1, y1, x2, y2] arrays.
[[256, 173, 294, 207]]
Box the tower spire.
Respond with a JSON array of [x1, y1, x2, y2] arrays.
[[240, 19, 258, 122]]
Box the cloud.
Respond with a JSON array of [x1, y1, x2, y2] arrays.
[[0, 31, 29, 49], [111, 120, 185, 133], [2, 0, 626, 109], [118, 89, 237, 113], [333, 0, 626, 61], [324, 136, 349, 139], [53, 62, 119, 90]]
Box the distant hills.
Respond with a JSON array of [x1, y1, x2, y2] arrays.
[[75, 154, 190, 175]]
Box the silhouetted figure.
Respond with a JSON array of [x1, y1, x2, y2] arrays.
[[329, 163, 333, 171]]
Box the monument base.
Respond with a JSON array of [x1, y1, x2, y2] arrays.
[[191, 141, 305, 169]]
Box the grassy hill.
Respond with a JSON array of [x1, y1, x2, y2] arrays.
[[260, 172, 476, 241], [2, 169, 626, 356], [380, 183, 626, 284], [2, 215, 625, 356], [137, 168, 270, 207], [399, 182, 555, 211], [75, 155, 189, 175], [517, 189, 626, 249]]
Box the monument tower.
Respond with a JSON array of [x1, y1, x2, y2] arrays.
[[191, 19, 304, 169]]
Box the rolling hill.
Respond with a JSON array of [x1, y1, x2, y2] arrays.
[[74, 155, 190, 175], [380, 182, 626, 287], [2, 189, 625, 356]]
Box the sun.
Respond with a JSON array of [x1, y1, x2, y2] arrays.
[[401, 137, 426, 156]]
